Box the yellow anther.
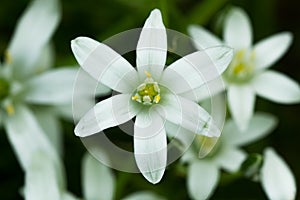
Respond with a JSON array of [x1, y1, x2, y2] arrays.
[[145, 70, 152, 78], [131, 95, 139, 100], [4, 50, 12, 64], [5, 103, 15, 116], [154, 95, 161, 103]]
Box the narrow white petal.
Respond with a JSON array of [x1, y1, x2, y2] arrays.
[[159, 93, 221, 137], [224, 7, 252, 49], [75, 94, 139, 137], [122, 191, 166, 200], [223, 112, 277, 146], [71, 37, 138, 93], [161, 46, 233, 94], [136, 9, 167, 79], [261, 148, 296, 200], [8, 0, 60, 77], [62, 193, 79, 200], [82, 153, 115, 200], [252, 70, 300, 104], [254, 32, 293, 69], [215, 146, 246, 172], [228, 84, 255, 131], [180, 77, 225, 102], [134, 110, 167, 184], [33, 108, 63, 155], [24, 68, 77, 105], [4, 105, 59, 171], [187, 161, 219, 200], [31, 43, 55, 74], [24, 151, 61, 200], [188, 25, 223, 50]]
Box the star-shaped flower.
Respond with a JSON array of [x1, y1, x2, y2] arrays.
[[180, 113, 277, 200], [0, 0, 98, 171], [71, 9, 233, 184], [188, 7, 300, 131]]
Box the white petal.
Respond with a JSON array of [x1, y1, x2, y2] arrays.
[[8, 0, 60, 77], [254, 32, 293, 69], [224, 7, 252, 49], [261, 148, 296, 200], [82, 153, 115, 200], [71, 37, 138, 93], [31, 43, 55, 74], [160, 46, 233, 94], [188, 25, 223, 49], [24, 150, 61, 200], [187, 161, 219, 200], [136, 9, 167, 79], [134, 110, 167, 184], [122, 191, 166, 200], [33, 108, 63, 155], [24, 68, 77, 105], [4, 105, 59, 170], [62, 193, 79, 200], [228, 84, 255, 131], [75, 94, 139, 137], [69, 68, 112, 121], [223, 112, 277, 146], [252, 70, 300, 104], [180, 77, 225, 102], [158, 93, 221, 137], [215, 146, 246, 172]]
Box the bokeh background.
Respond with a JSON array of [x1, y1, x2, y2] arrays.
[[0, 0, 299, 199]]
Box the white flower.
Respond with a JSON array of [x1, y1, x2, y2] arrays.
[[0, 0, 101, 171], [188, 7, 300, 131], [71, 9, 233, 184], [261, 147, 296, 200], [180, 113, 277, 200]]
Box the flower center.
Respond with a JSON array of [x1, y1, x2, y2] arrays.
[[224, 49, 255, 83], [0, 78, 10, 101], [131, 71, 161, 105]]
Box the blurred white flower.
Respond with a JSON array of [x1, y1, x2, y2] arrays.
[[71, 9, 233, 184], [261, 148, 296, 200], [180, 113, 277, 200], [81, 154, 167, 200], [188, 7, 300, 131], [0, 0, 107, 172]]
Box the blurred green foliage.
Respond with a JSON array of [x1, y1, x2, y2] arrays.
[[0, 0, 299, 199]]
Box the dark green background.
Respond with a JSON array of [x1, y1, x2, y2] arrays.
[[0, 0, 299, 199]]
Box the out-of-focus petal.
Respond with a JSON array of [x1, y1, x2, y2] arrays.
[[8, 0, 61, 78], [254, 32, 292, 70], [261, 148, 296, 200], [82, 153, 115, 200], [188, 25, 223, 49], [224, 7, 252, 49], [187, 161, 219, 200], [252, 70, 300, 104], [228, 84, 255, 131]]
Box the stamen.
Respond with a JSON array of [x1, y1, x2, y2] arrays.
[[132, 71, 161, 105], [145, 70, 152, 78], [4, 50, 12, 64], [5, 103, 14, 116]]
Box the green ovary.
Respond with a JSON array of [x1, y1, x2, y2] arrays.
[[132, 71, 161, 105]]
